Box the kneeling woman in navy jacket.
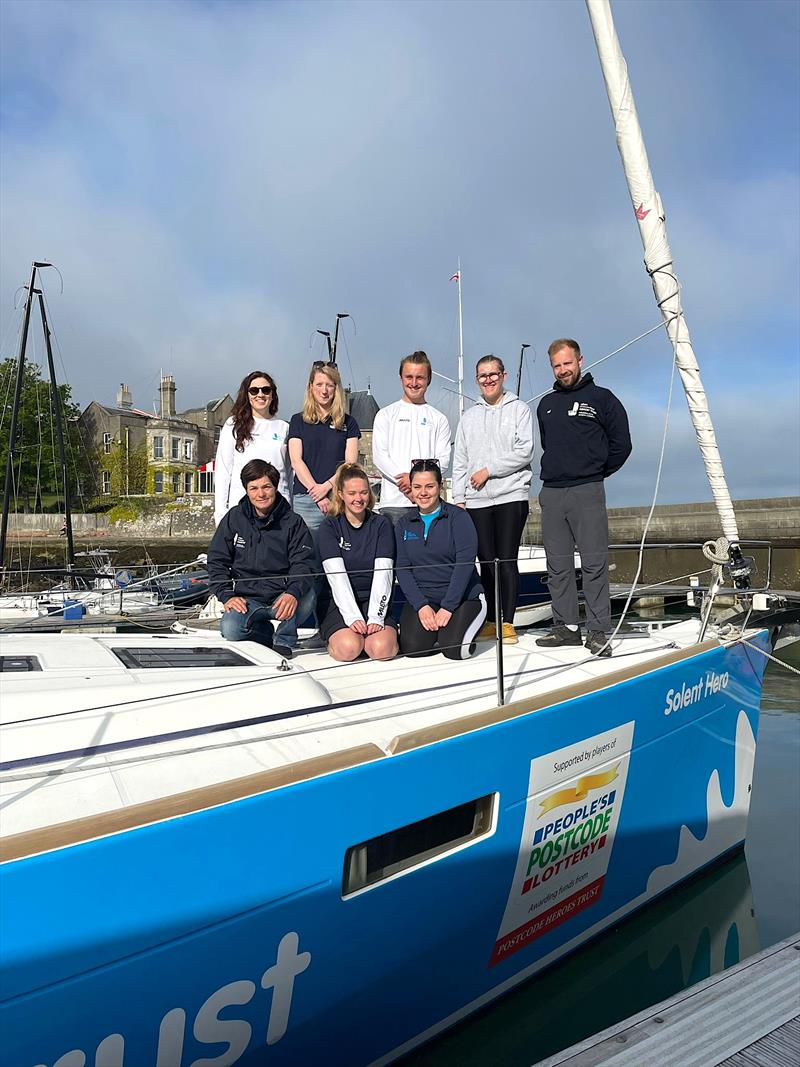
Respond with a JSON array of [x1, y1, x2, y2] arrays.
[[318, 463, 398, 662], [396, 460, 487, 659]]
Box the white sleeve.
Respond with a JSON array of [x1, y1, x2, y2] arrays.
[[322, 558, 363, 626], [451, 420, 468, 503], [214, 422, 235, 526], [434, 410, 452, 475], [367, 558, 394, 626], [371, 407, 403, 484]]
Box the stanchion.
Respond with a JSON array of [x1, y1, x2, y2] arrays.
[[494, 558, 505, 706]]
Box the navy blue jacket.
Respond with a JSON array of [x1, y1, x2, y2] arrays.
[[536, 373, 632, 487], [207, 493, 314, 604], [395, 501, 482, 612]]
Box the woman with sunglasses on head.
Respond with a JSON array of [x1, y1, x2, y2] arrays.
[[288, 362, 361, 537], [317, 463, 398, 662], [395, 460, 487, 660], [214, 371, 290, 527], [452, 354, 534, 645]]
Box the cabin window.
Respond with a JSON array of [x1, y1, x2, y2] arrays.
[[153, 436, 164, 460], [171, 437, 180, 460], [154, 471, 163, 494], [112, 647, 255, 669], [343, 794, 496, 897], [184, 440, 193, 461], [184, 472, 193, 494], [199, 471, 214, 494], [0, 655, 42, 672], [103, 432, 112, 454], [102, 470, 111, 495]]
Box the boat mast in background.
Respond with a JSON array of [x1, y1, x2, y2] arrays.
[[516, 343, 531, 397], [0, 261, 76, 584], [451, 261, 465, 418], [586, 0, 750, 587]]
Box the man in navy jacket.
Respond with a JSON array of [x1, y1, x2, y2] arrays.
[[207, 459, 315, 654], [535, 339, 631, 656]]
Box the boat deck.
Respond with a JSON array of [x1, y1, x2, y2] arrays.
[[534, 933, 800, 1067], [0, 621, 733, 857]]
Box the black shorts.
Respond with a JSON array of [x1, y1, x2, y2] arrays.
[[319, 596, 398, 642]]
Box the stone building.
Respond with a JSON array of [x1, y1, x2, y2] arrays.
[[346, 388, 380, 479], [79, 376, 232, 497]]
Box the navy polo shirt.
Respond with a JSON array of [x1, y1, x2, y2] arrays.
[[318, 511, 395, 601], [288, 413, 361, 496]]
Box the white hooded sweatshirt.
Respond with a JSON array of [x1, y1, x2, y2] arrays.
[[452, 391, 534, 508]]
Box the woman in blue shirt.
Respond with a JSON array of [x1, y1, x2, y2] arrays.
[[318, 464, 398, 662], [395, 460, 487, 659]]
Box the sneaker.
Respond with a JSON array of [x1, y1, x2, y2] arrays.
[[585, 631, 612, 657], [273, 644, 293, 660], [501, 623, 518, 645], [535, 625, 583, 648], [478, 621, 499, 640]]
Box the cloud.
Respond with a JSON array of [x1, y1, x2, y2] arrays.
[[1, 0, 797, 501]]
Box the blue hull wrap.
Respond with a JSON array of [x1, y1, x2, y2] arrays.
[[0, 634, 768, 1067]]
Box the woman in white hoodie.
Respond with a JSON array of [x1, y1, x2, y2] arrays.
[[452, 355, 534, 643], [214, 370, 290, 526]]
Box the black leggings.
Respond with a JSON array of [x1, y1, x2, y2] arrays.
[[399, 597, 487, 660], [468, 501, 529, 623]]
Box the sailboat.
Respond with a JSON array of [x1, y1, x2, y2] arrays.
[[0, 3, 786, 1065]]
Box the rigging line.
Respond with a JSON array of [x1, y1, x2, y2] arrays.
[[41, 289, 86, 509], [522, 313, 680, 405], [339, 328, 357, 391], [0, 640, 678, 779], [0, 298, 26, 361], [728, 636, 800, 676], [592, 343, 679, 656]]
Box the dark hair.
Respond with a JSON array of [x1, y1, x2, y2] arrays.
[[399, 350, 432, 383], [476, 354, 505, 373], [241, 459, 280, 489], [547, 339, 581, 360], [231, 371, 279, 452], [409, 458, 442, 485]]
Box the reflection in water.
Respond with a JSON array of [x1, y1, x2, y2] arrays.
[[409, 847, 757, 1066]]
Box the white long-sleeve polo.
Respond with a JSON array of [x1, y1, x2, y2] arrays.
[[372, 400, 451, 509]]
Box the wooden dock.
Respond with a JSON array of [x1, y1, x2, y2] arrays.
[[534, 934, 800, 1067]]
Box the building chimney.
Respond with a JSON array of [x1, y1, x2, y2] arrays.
[[160, 374, 177, 418], [117, 384, 133, 410]]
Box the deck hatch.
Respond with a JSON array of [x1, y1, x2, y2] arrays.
[[0, 655, 42, 672], [343, 794, 495, 897], [111, 647, 254, 669]]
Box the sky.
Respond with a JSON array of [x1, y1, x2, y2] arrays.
[[1, 0, 798, 507]]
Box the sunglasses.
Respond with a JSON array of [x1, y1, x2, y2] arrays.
[[312, 360, 337, 370], [410, 459, 441, 473], [248, 385, 273, 396]]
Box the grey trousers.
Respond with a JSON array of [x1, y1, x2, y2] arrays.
[[539, 482, 611, 632]]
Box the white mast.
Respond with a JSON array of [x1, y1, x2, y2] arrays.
[[455, 258, 464, 418], [586, 0, 741, 550]]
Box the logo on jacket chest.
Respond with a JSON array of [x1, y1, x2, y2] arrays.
[[403, 530, 420, 541], [567, 402, 598, 419], [338, 536, 352, 551], [233, 534, 247, 548]]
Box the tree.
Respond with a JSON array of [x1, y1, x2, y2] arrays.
[[0, 358, 92, 512]]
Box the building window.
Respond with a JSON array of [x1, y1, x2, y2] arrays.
[[153, 436, 164, 460], [171, 437, 180, 460], [183, 440, 193, 461], [184, 472, 193, 494], [154, 471, 163, 494], [103, 432, 112, 454], [199, 471, 215, 494], [172, 472, 181, 494], [102, 470, 111, 495]]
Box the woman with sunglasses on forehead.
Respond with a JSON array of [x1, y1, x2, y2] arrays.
[[317, 463, 397, 662], [452, 354, 534, 645], [214, 371, 290, 527], [395, 460, 487, 660]]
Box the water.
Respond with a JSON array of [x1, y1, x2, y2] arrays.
[[403, 648, 800, 1066]]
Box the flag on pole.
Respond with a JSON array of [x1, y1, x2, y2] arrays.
[[449, 272, 460, 282]]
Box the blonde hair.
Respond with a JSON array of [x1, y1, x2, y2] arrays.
[[302, 363, 347, 429], [328, 463, 375, 517]]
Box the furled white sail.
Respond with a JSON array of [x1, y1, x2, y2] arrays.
[[586, 0, 741, 547]]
